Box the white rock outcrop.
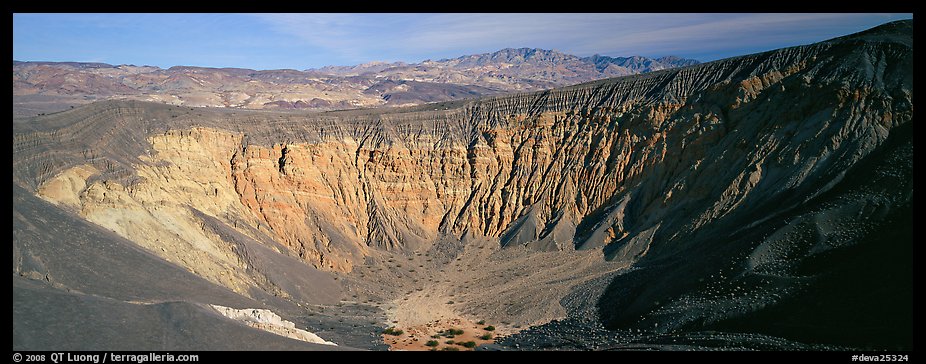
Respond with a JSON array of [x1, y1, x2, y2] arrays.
[[210, 304, 337, 346]]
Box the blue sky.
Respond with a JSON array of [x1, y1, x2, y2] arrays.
[[13, 13, 912, 70]]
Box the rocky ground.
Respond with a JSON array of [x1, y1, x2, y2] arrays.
[[336, 236, 626, 350]]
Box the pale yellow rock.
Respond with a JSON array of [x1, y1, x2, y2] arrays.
[[37, 128, 263, 296], [35, 164, 99, 210]]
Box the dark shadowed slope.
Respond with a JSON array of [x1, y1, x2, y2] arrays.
[[13, 278, 356, 351], [592, 121, 912, 349], [589, 21, 913, 350], [496, 20, 913, 350]]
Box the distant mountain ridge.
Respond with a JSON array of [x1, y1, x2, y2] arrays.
[[584, 54, 701, 73], [13, 48, 698, 117], [314, 47, 699, 83]]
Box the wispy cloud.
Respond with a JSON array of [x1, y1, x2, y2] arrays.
[[573, 13, 906, 58], [253, 13, 912, 64], [253, 13, 415, 62]]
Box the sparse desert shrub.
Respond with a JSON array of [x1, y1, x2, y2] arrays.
[[480, 333, 492, 340], [476, 320, 485, 325], [448, 328, 464, 335], [441, 347, 460, 351], [484, 326, 495, 331], [431, 334, 440, 339], [462, 341, 477, 348], [383, 327, 404, 336], [426, 340, 439, 347], [445, 340, 455, 345]]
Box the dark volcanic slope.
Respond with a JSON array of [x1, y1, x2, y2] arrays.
[[12, 21, 912, 350], [12, 184, 359, 350], [13, 277, 356, 351]]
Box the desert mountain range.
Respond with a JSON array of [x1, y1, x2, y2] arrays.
[[13, 48, 697, 117]]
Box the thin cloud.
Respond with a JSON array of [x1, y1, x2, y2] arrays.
[[577, 13, 904, 58], [253, 13, 911, 65], [253, 13, 416, 63]]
